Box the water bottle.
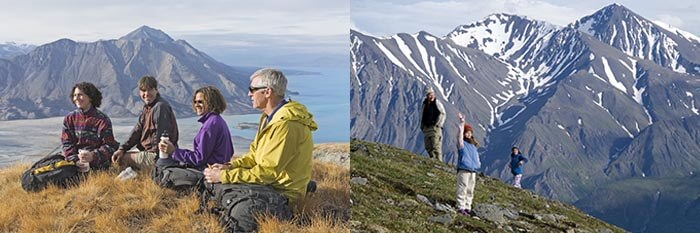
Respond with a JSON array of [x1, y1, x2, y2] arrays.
[[159, 132, 169, 159], [77, 149, 91, 172]]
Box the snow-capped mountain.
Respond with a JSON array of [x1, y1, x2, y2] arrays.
[[571, 4, 700, 75], [447, 13, 559, 62], [351, 4, 700, 232]]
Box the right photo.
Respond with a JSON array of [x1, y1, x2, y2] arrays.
[[350, 0, 700, 232]]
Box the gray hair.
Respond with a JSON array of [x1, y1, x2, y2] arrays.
[[250, 68, 287, 98]]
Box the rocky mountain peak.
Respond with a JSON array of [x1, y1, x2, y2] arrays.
[[119, 25, 174, 43], [0, 25, 254, 120], [446, 12, 559, 59], [571, 3, 700, 75]]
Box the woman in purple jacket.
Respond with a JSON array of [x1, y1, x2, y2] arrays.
[[159, 86, 234, 170]]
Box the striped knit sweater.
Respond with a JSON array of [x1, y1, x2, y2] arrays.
[[61, 107, 119, 168]]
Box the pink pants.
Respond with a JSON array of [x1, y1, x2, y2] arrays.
[[512, 174, 522, 188]]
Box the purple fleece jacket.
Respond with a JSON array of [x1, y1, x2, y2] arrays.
[[172, 112, 233, 170]]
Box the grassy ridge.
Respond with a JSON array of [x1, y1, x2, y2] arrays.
[[350, 139, 625, 232], [0, 145, 350, 233]]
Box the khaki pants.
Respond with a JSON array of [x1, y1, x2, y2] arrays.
[[456, 170, 476, 210], [422, 125, 443, 162], [118, 151, 157, 170]]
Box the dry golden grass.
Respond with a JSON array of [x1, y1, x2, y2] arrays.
[[0, 153, 349, 233], [258, 162, 351, 232], [313, 143, 349, 154]]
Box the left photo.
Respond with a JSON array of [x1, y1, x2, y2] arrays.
[[0, 1, 349, 232]]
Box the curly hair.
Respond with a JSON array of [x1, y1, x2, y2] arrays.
[[192, 86, 227, 114], [70, 82, 102, 108]]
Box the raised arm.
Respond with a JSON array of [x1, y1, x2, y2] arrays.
[[457, 113, 465, 149]]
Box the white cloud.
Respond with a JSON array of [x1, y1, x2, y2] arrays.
[[351, 0, 700, 37], [654, 14, 685, 28], [352, 0, 584, 37], [0, 0, 349, 45]]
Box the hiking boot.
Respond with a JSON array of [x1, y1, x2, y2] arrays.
[[458, 209, 476, 217], [458, 209, 469, 216], [116, 167, 138, 181]]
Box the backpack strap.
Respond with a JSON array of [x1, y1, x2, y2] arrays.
[[33, 160, 76, 175]]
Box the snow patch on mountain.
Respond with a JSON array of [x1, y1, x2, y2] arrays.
[[473, 87, 496, 127], [447, 13, 559, 61], [576, 17, 596, 37], [557, 123, 571, 137], [687, 92, 699, 115], [652, 20, 700, 44], [594, 92, 633, 138], [374, 39, 406, 72], [350, 36, 364, 87], [588, 67, 607, 83], [601, 57, 627, 93]]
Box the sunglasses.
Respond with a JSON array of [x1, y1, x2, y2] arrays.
[[193, 100, 204, 104], [248, 86, 268, 93]]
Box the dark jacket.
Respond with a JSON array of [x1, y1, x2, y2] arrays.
[[420, 98, 446, 128], [509, 153, 528, 175], [120, 94, 179, 152]]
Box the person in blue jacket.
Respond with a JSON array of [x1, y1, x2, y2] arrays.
[[509, 147, 528, 189], [455, 113, 480, 217]]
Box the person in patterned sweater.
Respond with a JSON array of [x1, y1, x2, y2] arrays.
[[61, 82, 119, 170]]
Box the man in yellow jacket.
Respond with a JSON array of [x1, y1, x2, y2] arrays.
[[203, 68, 317, 232]]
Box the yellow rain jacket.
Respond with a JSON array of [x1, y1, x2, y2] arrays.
[[220, 100, 317, 201]]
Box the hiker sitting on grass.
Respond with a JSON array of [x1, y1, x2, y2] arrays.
[[203, 68, 318, 232], [111, 76, 179, 170], [157, 86, 233, 170], [62, 82, 120, 170]]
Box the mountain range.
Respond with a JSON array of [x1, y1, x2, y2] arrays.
[[351, 3, 700, 232], [0, 42, 35, 59], [0, 26, 255, 120]]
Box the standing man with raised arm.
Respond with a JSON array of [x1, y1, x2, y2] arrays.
[[112, 76, 179, 170], [421, 87, 446, 162]]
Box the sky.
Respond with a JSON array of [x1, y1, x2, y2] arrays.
[[351, 0, 700, 38], [0, 0, 348, 67]]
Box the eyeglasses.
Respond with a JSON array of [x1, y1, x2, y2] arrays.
[[193, 100, 204, 104], [248, 86, 268, 93]]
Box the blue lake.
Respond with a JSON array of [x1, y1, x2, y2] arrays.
[[285, 67, 349, 143]]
